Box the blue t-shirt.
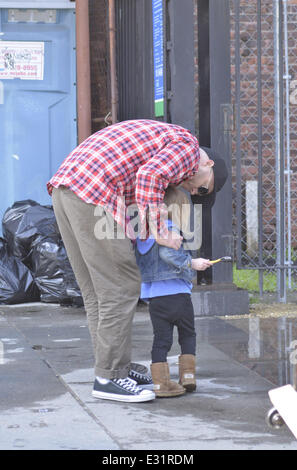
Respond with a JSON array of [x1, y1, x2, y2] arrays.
[[140, 278, 192, 301], [136, 222, 192, 301]]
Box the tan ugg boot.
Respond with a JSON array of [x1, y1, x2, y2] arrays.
[[179, 354, 196, 392], [150, 362, 185, 398]]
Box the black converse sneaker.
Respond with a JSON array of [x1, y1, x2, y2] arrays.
[[128, 368, 154, 389], [92, 377, 155, 402], [130, 362, 149, 375]]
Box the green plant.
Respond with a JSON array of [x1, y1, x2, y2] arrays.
[[233, 264, 277, 292]]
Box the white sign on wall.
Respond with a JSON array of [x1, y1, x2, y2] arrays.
[[0, 41, 44, 80], [290, 80, 297, 105]]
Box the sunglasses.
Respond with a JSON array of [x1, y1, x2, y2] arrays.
[[197, 168, 213, 196], [197, 186, 209, 196]]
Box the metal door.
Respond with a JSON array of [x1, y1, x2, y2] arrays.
[[0, 6, 76, 226]]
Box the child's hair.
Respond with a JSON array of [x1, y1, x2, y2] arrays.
[[163, 186, 191, 234]]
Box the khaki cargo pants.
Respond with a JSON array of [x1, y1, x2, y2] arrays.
[[52, 187, 141, 379]]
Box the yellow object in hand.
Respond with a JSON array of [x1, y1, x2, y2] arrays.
[[209, 256, 232, 265]]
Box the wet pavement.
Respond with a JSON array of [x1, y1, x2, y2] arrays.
[[1, 301, 297, 450]]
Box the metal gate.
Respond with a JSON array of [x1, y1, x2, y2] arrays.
[[232, 0, 297, 302], [115, 0, 196, 132]]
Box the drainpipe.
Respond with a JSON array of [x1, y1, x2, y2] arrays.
[[108, 0, 118, 123], [76, 0, 92, 143]]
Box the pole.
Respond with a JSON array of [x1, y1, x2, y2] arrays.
[[235, 0, 242, 270], [257, 0, 264, 296], [76, 0, 92, 143], [283, 0, 292, 288], [108, 0, 118, 124], [274, 0, 286, 302]]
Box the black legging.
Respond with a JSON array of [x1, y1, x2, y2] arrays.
[[149, 293, 196, 363]]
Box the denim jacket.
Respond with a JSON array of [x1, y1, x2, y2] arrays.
[[135, 223, 196, 283]]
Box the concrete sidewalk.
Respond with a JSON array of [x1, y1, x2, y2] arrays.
[[0, 302, 297, 450]]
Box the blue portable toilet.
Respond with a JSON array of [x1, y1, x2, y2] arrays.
[[0, 0, 77, 230]]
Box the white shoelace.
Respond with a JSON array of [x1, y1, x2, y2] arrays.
[[130, 371, 141, 379], [130, 370, 150, 382], [114, 377, 141, 393]]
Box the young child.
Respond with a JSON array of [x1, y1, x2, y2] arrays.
[[135, 186, 212, 397]]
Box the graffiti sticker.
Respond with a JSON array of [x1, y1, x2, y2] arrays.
[[0, 41, 44, 80]]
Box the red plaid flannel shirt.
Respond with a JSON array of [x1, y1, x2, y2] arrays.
[[47, 119, 200, 239]]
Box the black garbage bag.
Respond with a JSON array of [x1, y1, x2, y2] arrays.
[[2, 200, 38, 258], [30, 237, 82, 305], [2, 200, 60, 268], [0, 238, 40, 304], [2, 200, 82, 306], [2, 199, 60, 260]]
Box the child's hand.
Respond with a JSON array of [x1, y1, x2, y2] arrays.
[[155, 231, 183, 250], [191, 258, 212, 271]]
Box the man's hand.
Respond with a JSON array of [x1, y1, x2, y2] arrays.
[[191, 258, 212, 271], [155, 231, 183, 250]]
